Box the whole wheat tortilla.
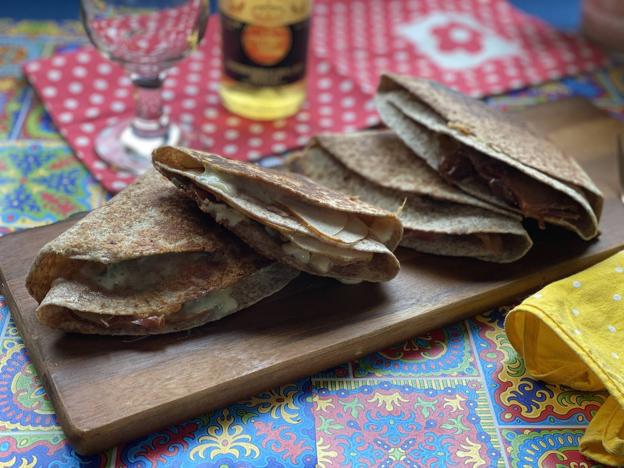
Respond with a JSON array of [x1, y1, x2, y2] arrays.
[[376, 73, 603, 240], [290, 133, 532, 263], [26, 170, 298, 335], [153, 147, 403, 282]]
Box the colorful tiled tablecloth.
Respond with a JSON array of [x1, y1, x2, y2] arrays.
[[1, 18, 624, 467]]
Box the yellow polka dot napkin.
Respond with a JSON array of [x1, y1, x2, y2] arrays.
[[505, 250, 624, 466]]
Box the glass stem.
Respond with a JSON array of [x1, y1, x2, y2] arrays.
[[130, 74, 169, 140]]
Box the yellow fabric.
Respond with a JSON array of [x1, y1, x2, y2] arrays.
[[579, 396, 624, 466], [505, 250, 624, 466]]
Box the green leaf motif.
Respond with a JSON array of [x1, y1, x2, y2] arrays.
[[318, 415, 344, 434], [557, 388, 606, 407], [441, 415, 469, 434], [415, 397, 436, 419], [235, 407, 256, 424], [340, 398, 364, 418]]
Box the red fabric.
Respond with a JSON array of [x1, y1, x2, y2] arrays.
[[23, 1, 607, 193], [313, 0, 607, 96], [23, 17, 377, 192]]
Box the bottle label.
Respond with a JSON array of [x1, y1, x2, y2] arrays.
[[220, 0, 311, 87]]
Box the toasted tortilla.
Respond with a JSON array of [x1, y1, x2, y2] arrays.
[[26, 170, 298, 335], [153, 147, 403, 282], [376, 74, 603, 240], [289, 131, 532, 263]]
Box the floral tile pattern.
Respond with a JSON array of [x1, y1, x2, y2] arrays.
[[0, 297, 11, 340], [501, 429, 602, 468], [0, 37, 45, 76], [117, 380, 317, 467], [352, 322, 478, 378], [0, 19, 623, 467], [311, 378, 502, 467], [0, 77, 28, 139], [0, 141, 108, 231], [3, 316, 22, 344], [18, 93, 64, 141], [0, 339, 59, 432], [0, 433, 109, 467]]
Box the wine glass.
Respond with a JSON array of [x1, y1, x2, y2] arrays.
[[80, 0, 209, 174]]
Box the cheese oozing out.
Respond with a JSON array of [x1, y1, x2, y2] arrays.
[[194, 165, 394, 252], [71, 253, 239, 328], [176, 288, 238, 321], [196, 166, 392, 245], [72, 287, 238, 327], [201, 200, 245, 226], [82, 253, 211, 292], [70, 259, 298, 330]]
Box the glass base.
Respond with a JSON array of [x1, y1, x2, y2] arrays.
[[95, 119, 196, 175]]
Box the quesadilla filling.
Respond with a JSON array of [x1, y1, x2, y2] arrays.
[[439, 145, 581, 227], [405, 229, 504, 255], [59, 254, 294, 332], [71, 288, 238, 330], [180, 166, 397, 275]]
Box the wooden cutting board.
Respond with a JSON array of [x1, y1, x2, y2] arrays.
[[1, 98, 623, 455]]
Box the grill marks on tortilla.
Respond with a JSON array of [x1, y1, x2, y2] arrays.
[[43, 261, 298, 334], [26, 170, 299, 335], [180, 181, 398, 282], [376, 74, 603, 240], [290, 138, 533, 263], [153, 147, 402, 282], [191, 166, 379, 248], [312, 131, 516, 218], [379, 73, 601, 197]]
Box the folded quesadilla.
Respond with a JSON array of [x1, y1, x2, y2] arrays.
[[152, 147, 403, 282], [26, 170, 299, 335], [376, 74, 603, 240], [289, 130, 533, 263]]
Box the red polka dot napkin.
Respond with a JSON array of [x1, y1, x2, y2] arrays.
[[313, 0, 607, 96], [24, 1, 607, 193], [23, 17, 377, 193]]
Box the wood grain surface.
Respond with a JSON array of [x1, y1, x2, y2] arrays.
[[1, 98, 623, 455]]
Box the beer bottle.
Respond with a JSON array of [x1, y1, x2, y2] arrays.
[[218, 0, 311, 120]]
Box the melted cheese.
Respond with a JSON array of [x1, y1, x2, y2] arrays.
[[197, 165, 378, 247], [288, 234, 372, 262], [281, 241, 334, 273], [178, 288, 238, 321], [282, 242, 311, 264], [282, 197, 348, 238], [280, 230, 374, 273], [84, 253, 211, 292], [197, 170, 236, 196], [338, 278, 362, 285], [333, 215, 368, 243], [203, 201, 245, 226], [309, 254, 332, 273], [369, 218, 394, 243]]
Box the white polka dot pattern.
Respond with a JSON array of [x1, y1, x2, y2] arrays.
[[23, 16, 377, 193], [311, 0, 606, 97], [23, 2, 606, 194], [512, 251, 624, 408]]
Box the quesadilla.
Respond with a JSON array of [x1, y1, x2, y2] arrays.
[[26, 170, 299, 335], [289, 130, 533, 263], [376, 73, 603, 240], [152, 146, 403, 283]]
